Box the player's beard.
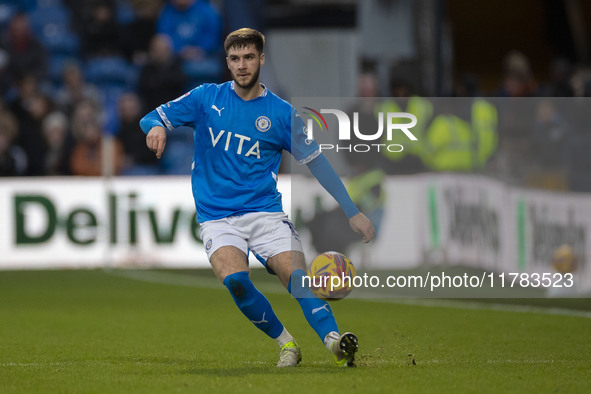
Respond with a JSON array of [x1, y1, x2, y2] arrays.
[[233, 65, 261, 90]]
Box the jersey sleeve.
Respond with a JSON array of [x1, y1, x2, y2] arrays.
[[307, 154, 360, 218], [153, 86, 206, 131], [286, 106, 321, 165]]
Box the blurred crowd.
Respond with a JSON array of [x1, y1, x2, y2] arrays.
[[345, 51, 591, 193], [0, 0, 224, 177], [488, 52, 591, 192], [1, 0, 591, 194]]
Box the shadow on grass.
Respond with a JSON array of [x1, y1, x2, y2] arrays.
[[116, 356, 351, 376], [179, 365, 349, 376]]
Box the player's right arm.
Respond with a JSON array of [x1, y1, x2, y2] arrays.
[[139, 86, 204, 158], [146, 125, 167, 159], [139, 110, 169, 159]]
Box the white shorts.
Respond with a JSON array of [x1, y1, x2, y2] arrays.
[[199, 212, 304, 266]]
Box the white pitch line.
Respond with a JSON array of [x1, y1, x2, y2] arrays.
[[360, 296, 591, 319]]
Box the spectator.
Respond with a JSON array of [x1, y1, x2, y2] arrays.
[[0, 12, 47, 83], [539, 58, 574, 97], [497, 50, 538, 97], [80, 0, 123, 58], [344, 71, 387, 236], [122, 0, 163, 65], [55, 62, 103, 116], [492, 51, 538, 184], [62, 0, 87, 37], [521, 100, 569, 191], [344, 71, 384, 173], [116, 92, 161, 175], [0, 104, 27, 176], [138, 34, 186, 112], [378, 77, 427, 175], [9, 75, 54, 175], [0, 48, 10, 98], [70, 99, 123, 176], [532, 100, 569, 169], [452, 72, 481, 97], [570, 65, 591, 97], [42, 111, 74, 175], [156, 0, 221, 61]]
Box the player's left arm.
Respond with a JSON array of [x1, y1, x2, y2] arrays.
[[306, 154, 376, 243]]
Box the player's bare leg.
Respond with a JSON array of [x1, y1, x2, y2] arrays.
[[210, 246, 300, 367], [267, 250, 307, 288], [209, 245, 249, 282]]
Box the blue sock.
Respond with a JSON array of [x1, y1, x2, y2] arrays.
[[288, 269, 339, 342], [223, 271, 284, 339]]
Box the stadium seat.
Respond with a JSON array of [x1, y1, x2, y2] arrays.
[[27, 4, 79, 57], [16, 0, 37, 12], [0, 2, 15, 30], [20, 0, 63, 10], [27, 4, 70, 37], [182, 57, 223, 89], [84, 56, 133, 88], [103, 94, 121, 135], [115, 0, 135, 25], [84, 56, 139, 135], [40, 28, 79, 56]]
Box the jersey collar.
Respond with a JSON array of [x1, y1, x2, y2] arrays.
[[230, 81, 268, 98]]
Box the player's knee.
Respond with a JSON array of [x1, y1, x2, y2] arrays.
[[288, 269, 311, 299], [223, 271, 252, 299]]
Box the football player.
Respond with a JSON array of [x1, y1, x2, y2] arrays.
[[140, 28, 374, 367]]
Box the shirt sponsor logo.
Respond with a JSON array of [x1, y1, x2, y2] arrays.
[[208, 127, 261, 159]]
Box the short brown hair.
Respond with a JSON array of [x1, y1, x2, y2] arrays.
[[224, 28, 265, 54]]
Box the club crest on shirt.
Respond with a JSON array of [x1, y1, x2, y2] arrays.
[[255, 116, 271, 132]]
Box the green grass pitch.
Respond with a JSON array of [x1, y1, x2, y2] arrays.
[[1, 269, 590, 393]]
